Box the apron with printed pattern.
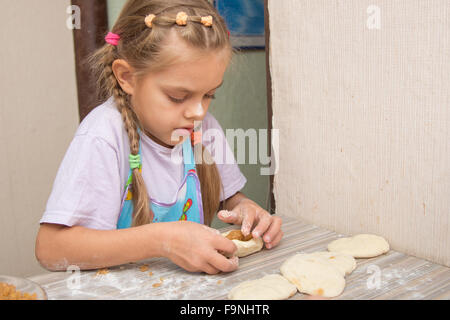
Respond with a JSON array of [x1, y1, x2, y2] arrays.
[[116, 133, 204, 228]]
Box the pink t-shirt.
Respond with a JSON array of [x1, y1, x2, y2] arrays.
[[40, 97, 247, 230]]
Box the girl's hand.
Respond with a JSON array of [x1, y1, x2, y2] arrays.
[[217, 199, 283, 249], [160, 221, 239, 275]]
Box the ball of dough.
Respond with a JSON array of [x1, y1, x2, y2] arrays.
[[280, 253, 346, 298], [228, 274, 297, 300], [327, 234, 390, 258], [222, 230, 264, 257]]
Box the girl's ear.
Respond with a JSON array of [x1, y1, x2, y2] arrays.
[[112, 59, 136, 95]]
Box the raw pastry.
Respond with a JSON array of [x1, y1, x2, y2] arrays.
[[305, 251, 356, 276], [327, 234, 390, 258], [280, 253, 346, 298], [228, 274, 297, 300], [222, 229, 263, 257]]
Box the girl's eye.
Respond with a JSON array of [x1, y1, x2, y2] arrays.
[[169, 96, 185, 103], [168, 94, 216, 104]]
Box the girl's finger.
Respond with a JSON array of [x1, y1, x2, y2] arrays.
[[212, 234, 238, 256], [203, 263, 220, 275], [251, 212, 272, 238], [262, 216, 283, 244], [208, 252, 239, 273], [217, 210, 243, 225], [265, 230, 283, 249], [240, 206, 256, 236]]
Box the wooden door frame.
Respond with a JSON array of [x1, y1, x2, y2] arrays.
[[71, 0, 108, 122], [264, 0, 275, 215]]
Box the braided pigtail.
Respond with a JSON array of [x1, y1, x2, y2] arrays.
[[194, 144, 224, 226], [89, 40, 152, 227], [114, 88, 152, 227]]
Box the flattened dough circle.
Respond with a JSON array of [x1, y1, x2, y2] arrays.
[[228, 274, 297, 300], [327, 234, 390, 258], [304, 251, 356, 276], [280, 253, 346, 298]]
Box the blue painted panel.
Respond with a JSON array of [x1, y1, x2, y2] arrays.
[[215, 0, 265, 36]]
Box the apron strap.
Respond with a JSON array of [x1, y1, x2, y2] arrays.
[[182, 135, 197, 176]]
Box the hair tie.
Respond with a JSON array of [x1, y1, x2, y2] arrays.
[[145, 14, 156, 28], [105, 32, 120, 46], [129, 154, 142, 170], [176, 12, 188, 26], [201, 16, 213, 27]]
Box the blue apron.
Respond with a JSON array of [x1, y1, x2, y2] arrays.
[[116, 132, 204, 229]]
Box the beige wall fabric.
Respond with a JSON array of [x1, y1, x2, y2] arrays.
[[0, 0, 79, 276], [268, 0, 449, 266]]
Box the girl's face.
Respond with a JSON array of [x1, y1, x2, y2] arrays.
[[130, 45, 230, 149]]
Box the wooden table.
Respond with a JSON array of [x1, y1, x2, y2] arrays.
[[29, 215, 450, 300]]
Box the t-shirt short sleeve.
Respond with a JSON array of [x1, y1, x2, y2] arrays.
[[40, 134, 122, 230], [202, 113, 247, 202]]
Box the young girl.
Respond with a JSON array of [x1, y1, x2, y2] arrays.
[[35, 0, 282, 275]]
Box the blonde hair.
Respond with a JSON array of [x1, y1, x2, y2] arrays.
[[89, 0, 233, 227]]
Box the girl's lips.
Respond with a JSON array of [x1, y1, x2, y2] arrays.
[[172, 124, 201, 139], [173, 128, 192, 136]]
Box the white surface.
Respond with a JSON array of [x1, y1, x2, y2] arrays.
[[28, 216, 450, 300]]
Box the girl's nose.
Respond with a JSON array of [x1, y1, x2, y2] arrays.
[[185, 102, 205, 119]]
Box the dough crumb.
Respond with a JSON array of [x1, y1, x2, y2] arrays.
[[95, 268, 109, 276], [139, 265, 149, 272], [0, 282, 37, 300], [152, 277, 164, 288]]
